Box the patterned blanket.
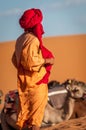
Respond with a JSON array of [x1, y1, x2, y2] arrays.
[[4, 90, 19, 113]]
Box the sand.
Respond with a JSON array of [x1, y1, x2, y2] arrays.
[[41, 116, 86, 130], [0, 34, 86, 110]]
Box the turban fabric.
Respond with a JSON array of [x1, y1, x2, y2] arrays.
[[19, 8, 54, 84], [19, 8, 43, 30]]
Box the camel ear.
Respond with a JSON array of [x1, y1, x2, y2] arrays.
[[66, 84, 71, 91], [68, 79, 72, 84]]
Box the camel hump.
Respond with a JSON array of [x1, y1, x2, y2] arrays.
[[48, 80, 60, 89]]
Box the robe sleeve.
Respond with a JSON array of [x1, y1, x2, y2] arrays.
[[21, 37, 45, 71]]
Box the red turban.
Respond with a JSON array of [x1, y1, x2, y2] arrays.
[[19, 8, 43, 30]]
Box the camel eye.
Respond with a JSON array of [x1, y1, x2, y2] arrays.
[[72, 89, 79, 93]]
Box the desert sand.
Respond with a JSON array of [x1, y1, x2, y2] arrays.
[[41, 116, 86, 130], [0, 34, 86, 105], [0, 34, 86, 129]]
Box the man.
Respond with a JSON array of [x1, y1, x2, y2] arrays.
[[12, 8, 54, 130]]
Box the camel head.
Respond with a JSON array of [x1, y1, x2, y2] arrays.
[[65, 79, 86, 99]]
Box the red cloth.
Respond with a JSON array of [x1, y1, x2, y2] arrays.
[[32, 23, 54, 84], [19, 8, 43, 30], [37, 45, 54, 84], [19, 8, 54, 84]]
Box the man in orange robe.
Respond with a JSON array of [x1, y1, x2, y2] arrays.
[[12, 8, 54, 130]]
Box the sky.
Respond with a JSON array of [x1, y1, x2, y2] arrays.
[[0, 0, 86, 42]]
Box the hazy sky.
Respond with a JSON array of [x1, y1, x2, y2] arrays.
[[0, 0, 86, 42]]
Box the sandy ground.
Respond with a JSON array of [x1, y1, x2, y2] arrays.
[[41, 116, 86, 130], [0, 34, 86, 125]]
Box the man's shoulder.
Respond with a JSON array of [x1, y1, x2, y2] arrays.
[[17, 32, 38, 41], [16, 32, 40, 51]]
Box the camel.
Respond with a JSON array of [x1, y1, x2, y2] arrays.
[[49, 79, 86, 122], [1, 79, 86, 130], [42, 79, 86, 126], [69, 80, 86, 119]]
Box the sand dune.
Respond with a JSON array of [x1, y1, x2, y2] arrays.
[[0, 34, 86, 110], [41, 116, 86, 130]]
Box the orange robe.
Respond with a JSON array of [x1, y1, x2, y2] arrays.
[[12, 32, 48, 129]]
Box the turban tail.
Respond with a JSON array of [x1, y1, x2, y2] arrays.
[[19, 8, 54, 84], [36, 45, 54, 84]]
